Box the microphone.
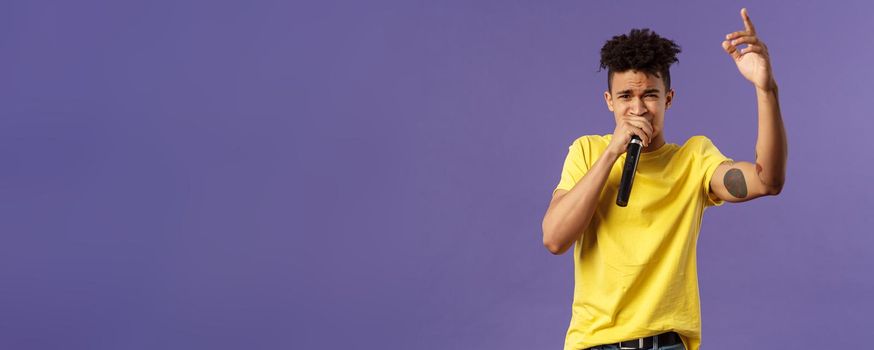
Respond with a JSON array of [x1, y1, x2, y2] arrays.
[[616, 135, 643, 207]]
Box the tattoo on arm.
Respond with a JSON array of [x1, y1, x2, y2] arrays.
[[725, 168, 748, 198]]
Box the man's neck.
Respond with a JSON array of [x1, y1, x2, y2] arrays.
[[641, 135, 666, 153]]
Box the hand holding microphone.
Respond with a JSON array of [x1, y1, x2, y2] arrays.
[[606, 116, 653, 207]]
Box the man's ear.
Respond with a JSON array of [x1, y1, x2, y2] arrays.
[[665, 89, 674, 109], [604, 91, 614, 112]]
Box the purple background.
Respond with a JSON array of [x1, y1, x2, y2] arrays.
[[1, 0, 871, 349]]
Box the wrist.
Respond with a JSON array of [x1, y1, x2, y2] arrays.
[[601, 149, 621, 163], [756, 78, 778, 93]]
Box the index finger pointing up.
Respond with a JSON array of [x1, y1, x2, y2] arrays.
[[741, 8, 756, 34]]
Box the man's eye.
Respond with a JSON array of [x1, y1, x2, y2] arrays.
[[619, 95, 629, 99]]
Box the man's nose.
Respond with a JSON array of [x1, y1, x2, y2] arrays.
[[630, 97, 648, 115]]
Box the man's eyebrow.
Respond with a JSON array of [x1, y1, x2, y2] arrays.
[[615, 88, 662, 95]]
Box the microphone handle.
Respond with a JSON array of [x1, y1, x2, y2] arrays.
[[616, 136, 643, 207]]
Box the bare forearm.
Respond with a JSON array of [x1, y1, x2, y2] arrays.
[[543, 150, 619, 254], [754, 82, 787, 190]]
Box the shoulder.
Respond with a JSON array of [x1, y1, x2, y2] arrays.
[[681, 135, 716, 148], [569, 134, 611, 147], [561, 134, 610, 161], [678, 135, 721, 155], [567, 134, 611, 155]]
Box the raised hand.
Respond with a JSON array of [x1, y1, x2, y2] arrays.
[[722, 8, 776, 91]]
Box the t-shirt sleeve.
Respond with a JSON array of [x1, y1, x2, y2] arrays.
[[697, 136, 734, 207], [553, 137, 589, 196]]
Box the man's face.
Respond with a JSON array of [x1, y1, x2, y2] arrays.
[[603, 70, 674, 140]]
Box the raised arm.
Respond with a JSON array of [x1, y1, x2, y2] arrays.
[[712, 8, 787, 203]]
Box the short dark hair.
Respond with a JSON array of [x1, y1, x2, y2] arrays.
[[599, 28, 681, 93]]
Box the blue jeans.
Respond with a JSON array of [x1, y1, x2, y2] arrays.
[[587, 342, 686, 350]]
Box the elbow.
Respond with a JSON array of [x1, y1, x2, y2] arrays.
[[543, 234, 569, 255], [758, 173, 785, 196], [544, 240, 564, 255], [766, 185, 783, 196], [541, 224, 566, 255], [764, 178, 785, 196]]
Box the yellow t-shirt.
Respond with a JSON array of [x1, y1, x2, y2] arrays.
[[553, 134, 732, 350]]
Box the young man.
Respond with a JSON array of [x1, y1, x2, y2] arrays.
[[541, 9, 787, 350]]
